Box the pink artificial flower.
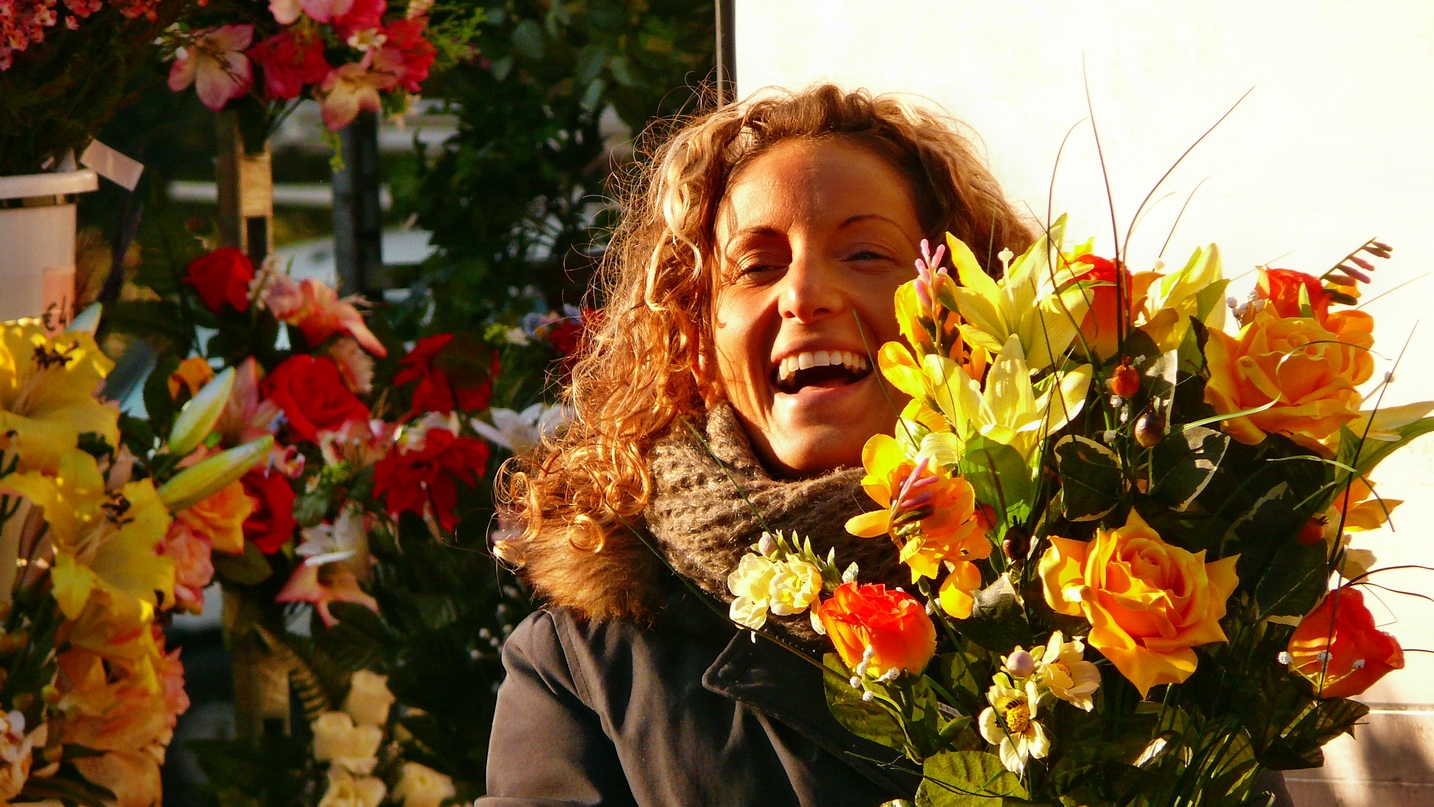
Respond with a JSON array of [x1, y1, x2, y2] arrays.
[[375, 17, 435, 93], [334, 0, 385, 38], [268, 0, 304, 24], [248, 29, 330, 100], [318, 57, 397, 130], [262, 273, 388, 356], [214, 357, 283, 447], [161, 522, 214, 615], [319, 419, 394, 469], [167, 25, 254, 111], [276, 562, 378, 628], [327, 337, 375, 394], [154, 633, 191, 730]]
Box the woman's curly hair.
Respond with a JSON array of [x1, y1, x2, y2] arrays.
[[499, 83, 1036, 580]]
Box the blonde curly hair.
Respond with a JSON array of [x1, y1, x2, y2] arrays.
[[500, 84, 1035, 585]]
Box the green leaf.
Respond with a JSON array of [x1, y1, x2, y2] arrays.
[[958, 436, 1033, 525], [917, 751, 1028, 807], [1252, 538, 1327, 618], [1347, 412, 1434, 480], [1148, 426, 1229, 511], [17, 771, 115, 807], [822, 654, 907, 753], [142, 351, 183, 436], [101, 299, 192, 356], [212, 541, 274, 587], [511, 19, 544, 58], [1053, 435, 1125, 522], [959, 577, 1033, 655]]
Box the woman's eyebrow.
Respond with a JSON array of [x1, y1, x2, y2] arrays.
[[838, 213, 906, 230]]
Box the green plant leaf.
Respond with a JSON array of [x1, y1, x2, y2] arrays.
[[1054, 435, 1125, 522], [212, 541, 273, 587], [1149, 426, 1229, 511], [822, 654, 907, 753], [959, 577, 1033, 655], [917, 750, 1028, 806], [958, 436, 1034, 525]]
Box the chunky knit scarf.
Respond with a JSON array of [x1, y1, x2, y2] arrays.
[[645, 404, 907, 648]]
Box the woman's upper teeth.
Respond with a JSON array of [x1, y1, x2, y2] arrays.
[[777, 350, 869, 383]]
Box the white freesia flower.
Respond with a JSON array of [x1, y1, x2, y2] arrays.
[[726, 554, 778, 630], [343, 670, 396, 728], [319, 766, 386, 807], [471, 403, 569, 454], [312, 712, 383, 775], [767, 559, 822, 617], [394, 761, 456, 807], [1033, 631, 1101, 712], [978, 679, 1051, 774]]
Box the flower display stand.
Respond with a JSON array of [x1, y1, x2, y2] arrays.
[[0, 168, 96, 327]]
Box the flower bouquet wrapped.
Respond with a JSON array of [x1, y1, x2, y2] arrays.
[[728, 218, 1429, 806]]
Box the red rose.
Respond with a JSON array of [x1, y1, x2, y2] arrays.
[[1288, 586, 1404, 699], [183, 248, 254, 314], [372, 428, 489, 531], [376, 18, 436, 93], [262, 354, 371, 442], [1257, 268, 1331, 324], [241, 468, 297, 554], [334, 0, 385, 38], [394, 334, 497, 416], [248, 30, 330, 100]]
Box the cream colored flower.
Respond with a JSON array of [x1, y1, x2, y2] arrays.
[[0, 711, 38, 800], [394, 761, 456, 807], [727, 553, 778, 630], [343, 670, 395, 728], [767, 559, 822, 617], [1033, 631, 1100, 712], [312, 712, 382, 774], [978, 679, 1050, 774], [319, 766, 386, 807]]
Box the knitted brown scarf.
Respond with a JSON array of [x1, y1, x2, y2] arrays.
[[645, 404, 907, 648]]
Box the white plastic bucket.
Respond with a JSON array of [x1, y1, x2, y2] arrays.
[[0, 169, 99, 330]]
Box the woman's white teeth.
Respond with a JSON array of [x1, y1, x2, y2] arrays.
[[776, 351, 869, 384]]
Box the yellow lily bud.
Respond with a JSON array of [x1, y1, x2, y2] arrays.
[[159, 435, 272, 511], [168, 366, 235, 456]]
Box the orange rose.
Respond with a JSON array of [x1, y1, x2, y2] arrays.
[[1204, 303, 1373, 450], [174, 480, 254, 555], [1288, 587, 1403, 699], [1039, 510, 1239, 697], [816, 582, 936, 678]]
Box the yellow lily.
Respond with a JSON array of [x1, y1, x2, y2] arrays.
[[0, 450, 175, 621], [1139, 244, 1226, 352], [946, 217, 1092, 373], [0, 319, 119, 475]]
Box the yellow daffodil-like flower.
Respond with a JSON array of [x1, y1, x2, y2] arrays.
[[1039, 510, 1239, 697], [936, 560, 984, 620], [845, 434, 991, 583], [945, 218, 1092, 373], [1032, 631, 1101, 712], [725, 554, 823, 631], [882, 336, 1091, 466], [0, 319, 118, 475], [978, 678, 1051, 774], [0, 450, 175, 622]]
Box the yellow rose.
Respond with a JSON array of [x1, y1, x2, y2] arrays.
[[1204, 305, 1373, 450], [1038, 511, 1239, 697]]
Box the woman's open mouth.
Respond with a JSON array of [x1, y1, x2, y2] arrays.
[[772, 350, 872, 394]]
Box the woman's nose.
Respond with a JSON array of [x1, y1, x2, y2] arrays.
[[777, 249, 842, 322]]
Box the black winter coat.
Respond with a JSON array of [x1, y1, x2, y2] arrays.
[[477, 591, 920, 807]]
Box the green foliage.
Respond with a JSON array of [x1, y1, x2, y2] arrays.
[[1052, 436, 1124, 523], [189, 736, 313, 806], [916, 751, 1028, 807], [388, 0, 716, 334]]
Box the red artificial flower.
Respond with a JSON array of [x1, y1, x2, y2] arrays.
[[816, 582, 937, 678], [182, 248, 255, 314], [375, 17, 436, 93], [1288, 586, 1404, 699], [372, 428, 489, 531], [261, 354, 372, 442], [1070, 254, 1136, 361], [241, 468, 298, 554], [395, 334, 497, 416], [1257, 268, 1332, 325], [248, 29, 330, 100], [333, 0, 385, 38]]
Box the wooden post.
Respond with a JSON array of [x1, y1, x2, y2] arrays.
[[333, 110, 385, 297], [216, 110, 274, 268]]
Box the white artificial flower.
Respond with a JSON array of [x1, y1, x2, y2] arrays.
[[727, 554, 778, 630], [394, 761, 456, 807], [296, 505, 370, 580], [978, 679, 1051, 774], [312, 712, 382, 775], [319, 766, 386, 807], [1033, 631, 1101, 712], [471, 403, 569, 455], [767, 559, 822, 616], [343, 670, 396, 728]]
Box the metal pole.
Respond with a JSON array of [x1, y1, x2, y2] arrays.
[[715, 0, 737, 105], [333, 110, 385, 297]]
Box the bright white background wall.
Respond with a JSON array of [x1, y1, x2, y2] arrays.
[[736, 3, 1434, 799]]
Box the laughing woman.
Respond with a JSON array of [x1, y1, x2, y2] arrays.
[[475, 85, 1290, 807]]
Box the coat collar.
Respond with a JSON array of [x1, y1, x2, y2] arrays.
[[700, 621, 922, 795]]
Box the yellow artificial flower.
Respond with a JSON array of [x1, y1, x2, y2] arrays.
[[945, 218, 1092, 373], [0, 319, 118, 474], [1033, 631, 1101, 712], [1138, 244, 1226, 352], [0, 450, 175, 621], [936, 560, 984, 620], [978, 678, 1051, 774]]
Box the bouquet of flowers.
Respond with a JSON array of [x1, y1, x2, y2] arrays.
[[727, 219, 1429, 806]]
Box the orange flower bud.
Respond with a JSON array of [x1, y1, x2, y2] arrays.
[[1288, 587, 1403, 699], [816, 582, 936, 678]]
